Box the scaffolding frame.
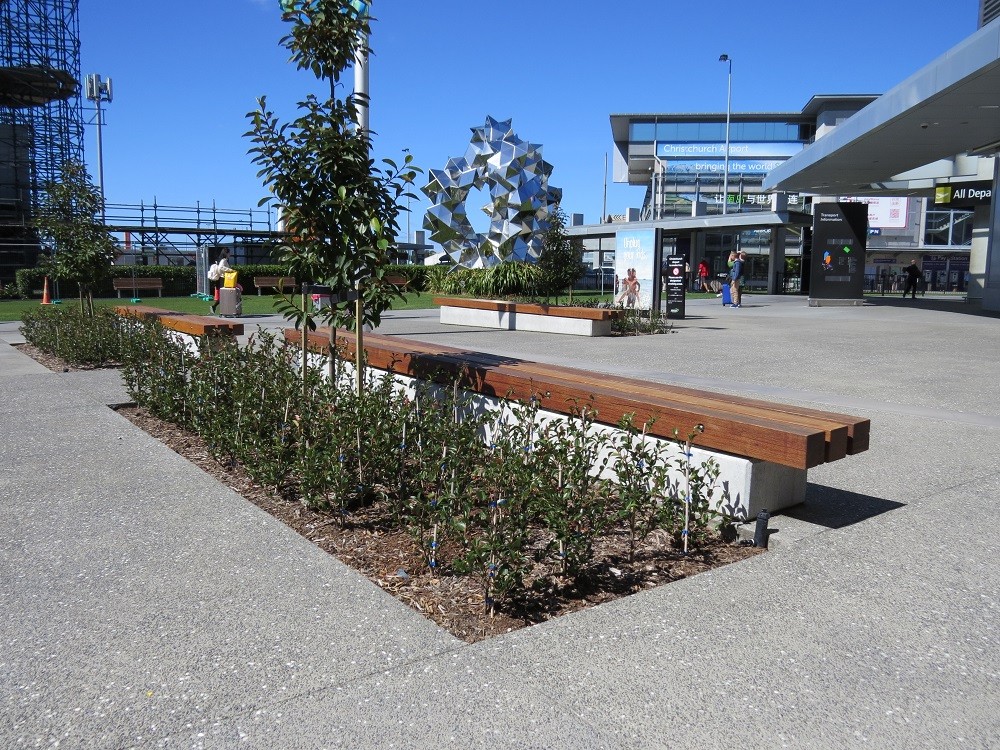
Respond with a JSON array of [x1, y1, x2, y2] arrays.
[[0, 0, 84, 282]]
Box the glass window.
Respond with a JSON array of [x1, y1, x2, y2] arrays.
[[951, 211, 974, 245], [675, 122, 702, 140], [630, 122, 655, 142], [655, 122, 679, 141], [924, 210, 974, 246], [734, 122, 766, 140], [698, 122, 726, 141]]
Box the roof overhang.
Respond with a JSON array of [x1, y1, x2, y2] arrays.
[[565, 211, 811, 240], [764, 20, 1000, 195]]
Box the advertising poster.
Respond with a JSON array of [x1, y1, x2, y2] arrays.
[[614, 229, 660, 311], [840, 196, 909, 228], [810, 203, 867, 301]]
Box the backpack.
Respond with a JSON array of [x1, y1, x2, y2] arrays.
[[207, 262, 220, 281]]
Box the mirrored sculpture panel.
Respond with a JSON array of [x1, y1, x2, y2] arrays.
[[423, 117, 562, 268]]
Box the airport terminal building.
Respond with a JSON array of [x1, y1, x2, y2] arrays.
[[593, 96, 991, 295]]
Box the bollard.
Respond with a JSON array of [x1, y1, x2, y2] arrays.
[[753, 509, 770, 548]]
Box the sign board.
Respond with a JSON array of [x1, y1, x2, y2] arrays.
[[809, 202, 868, 301], [934, 181, 993, 207], [614, 229, 661, 311], [656, 142, 802, 159], [662, 159, 785, 175], [664, 255, 686, 319]]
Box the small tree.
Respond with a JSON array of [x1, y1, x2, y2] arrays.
[[246, 0, 419, 391], [537, 207, 587, 302], [33, 161, 117, 315]]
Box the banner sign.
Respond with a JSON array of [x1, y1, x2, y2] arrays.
[[656, 142, 802, 159], [839, 196, 909, 228], [934, 181, 992, 207], [809, 202, 868, 301], [662, 159, 785, 175], [614, 229, 660, 311]]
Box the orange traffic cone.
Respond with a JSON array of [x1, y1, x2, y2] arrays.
[[41, 276, 52, 305]]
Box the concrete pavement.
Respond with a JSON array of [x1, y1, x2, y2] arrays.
[[1, 293, 998, 748]]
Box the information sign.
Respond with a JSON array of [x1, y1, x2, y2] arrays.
[[665, 255, 686, 319], [809, 203, 867, 301]]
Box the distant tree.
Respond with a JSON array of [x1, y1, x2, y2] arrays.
[[537, 207, 587, 301], [245, 0, 419, 390], [34, 161, 116, 316]]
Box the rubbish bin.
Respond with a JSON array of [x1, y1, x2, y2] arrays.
[[310, 284, 332, 310]]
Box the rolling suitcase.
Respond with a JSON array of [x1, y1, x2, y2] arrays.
[[218, 287, 242, 316], [721, 283, 732, 306]]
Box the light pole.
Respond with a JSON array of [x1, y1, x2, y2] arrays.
[[84, 73, 113, 221], [719, 54, 732, 215]]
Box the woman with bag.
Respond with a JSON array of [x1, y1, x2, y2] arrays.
[[208, 248, 232, 313]]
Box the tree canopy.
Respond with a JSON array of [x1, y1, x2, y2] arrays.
[[246, 0, 418, 332], [33, 160, 116, 315]]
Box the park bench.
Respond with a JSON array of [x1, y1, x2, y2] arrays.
[[112, 277, 163, 297], [284, 327, 870, 518], [253, 276, 297, 296], [113, 304, 244, 339], [434, 296, 622, 337]]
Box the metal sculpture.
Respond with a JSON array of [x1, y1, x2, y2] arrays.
[[422, 116, 562, 268]]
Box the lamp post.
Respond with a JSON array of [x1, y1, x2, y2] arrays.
[[719, 54, 732, 215]]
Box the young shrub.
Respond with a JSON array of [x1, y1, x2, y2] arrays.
[[534, 399, 614, 580], [610, 414, 678, 563]]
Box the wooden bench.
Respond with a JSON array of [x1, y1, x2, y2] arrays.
[[112, 277, 163, 298], [434, 297, 622, 337], [287, 327, 867, 471], [253, 276, 297, 295], [113, 304, 244, 338], [289, 328, 869, 518]]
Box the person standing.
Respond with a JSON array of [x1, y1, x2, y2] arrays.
[[902, 259, 921, 300], [208, 248, 232, 313], [729, 251, 745, 308]]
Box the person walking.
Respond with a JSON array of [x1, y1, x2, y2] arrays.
[[902, 258, 921, 300], [729, 251, 746, 308], [697, 259, 711, 293], [208, 248, 232, 313]]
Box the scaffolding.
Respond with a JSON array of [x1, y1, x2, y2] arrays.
[[104, 200, 284, 267], [0, 0, 84, 283]]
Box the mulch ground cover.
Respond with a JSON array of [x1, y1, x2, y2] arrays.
[[18, 342, 763, 643]]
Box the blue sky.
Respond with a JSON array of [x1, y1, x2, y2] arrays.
[[79, 1, 979, 241]]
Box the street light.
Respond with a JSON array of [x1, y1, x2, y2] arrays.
[[719, 54, 732, 215]]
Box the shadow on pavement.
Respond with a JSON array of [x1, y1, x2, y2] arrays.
[[863, 296, 1000, 318], [780, 483, 906, 529]]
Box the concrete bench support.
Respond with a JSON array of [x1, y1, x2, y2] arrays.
[[435, 297, 620, 337]]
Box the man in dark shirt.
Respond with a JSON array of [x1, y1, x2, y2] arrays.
[[902, 259, 922, 300]]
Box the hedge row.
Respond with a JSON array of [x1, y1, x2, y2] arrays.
[[12, 264, 428, 299]]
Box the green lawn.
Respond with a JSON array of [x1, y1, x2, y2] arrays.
[[0, 291, 440, 323], [0, 289, 725, 323]]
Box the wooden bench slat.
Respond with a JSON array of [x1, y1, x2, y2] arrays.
[[112, 277, 164, 297], [286, 329, 851, 470], [493, 357, 870, 456], [433, 296, 620, 321], [315, 329, 868, 461], [253, 276, 297, 295], [425, 353, 851, 463], [113, 305, 244, 337]]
